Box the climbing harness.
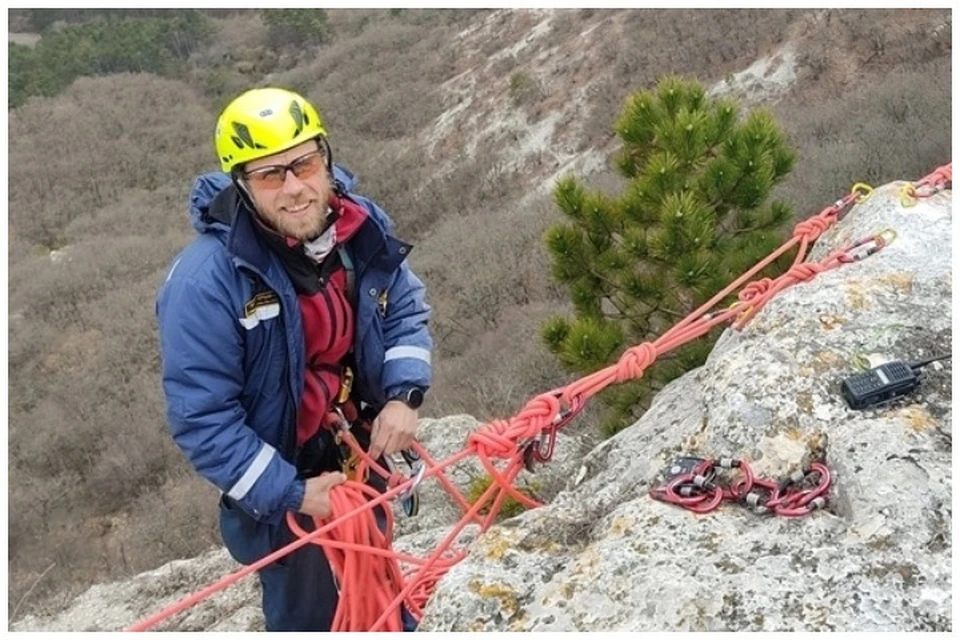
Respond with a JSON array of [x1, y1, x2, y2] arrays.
[[129, 162, 951, 632]]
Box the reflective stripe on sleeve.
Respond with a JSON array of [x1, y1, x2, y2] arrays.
[[226, 442, 276, 501], [384, 345, 431, 365]]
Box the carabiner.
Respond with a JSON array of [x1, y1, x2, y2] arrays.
[[395, 449, 426, 517], [839, 228, 895, 263], [532, 426, 557, 463], [850, 182, 874, 203], [521, 439, 538, 472], [899, 183, 919, 208], [331, 406, 351, 445]]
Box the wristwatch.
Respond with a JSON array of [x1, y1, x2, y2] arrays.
[[389, 386, 425, 410]]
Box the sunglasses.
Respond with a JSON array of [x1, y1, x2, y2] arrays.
[[243, 150, 326, 188]]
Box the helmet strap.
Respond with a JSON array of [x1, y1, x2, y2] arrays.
[[231, 172, 259, 214], [319, 136, 346, 197]]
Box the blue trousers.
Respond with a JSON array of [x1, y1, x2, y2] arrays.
[[256, 511, 338, 631]]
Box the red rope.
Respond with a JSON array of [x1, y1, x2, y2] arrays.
[[128, 163, 951, 632]]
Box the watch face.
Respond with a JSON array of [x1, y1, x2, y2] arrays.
[[406, 388, 424, 409]]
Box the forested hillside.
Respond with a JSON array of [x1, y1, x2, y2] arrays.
[[7, 8, 950, 622]]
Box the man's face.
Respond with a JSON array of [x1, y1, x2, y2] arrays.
[[241, 139, 333, 241]]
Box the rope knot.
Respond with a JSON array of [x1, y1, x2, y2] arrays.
[[739, 278, 772, 303], [792, 215, 831, 243], [786, 262, 822, 283], [468, 418, 517, 459], [925, 164, 952, 188], [616, 343, 657, 383], [517, 393, 561, 426]]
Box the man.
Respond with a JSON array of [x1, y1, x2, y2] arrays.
[[156, 87, 431, 631]]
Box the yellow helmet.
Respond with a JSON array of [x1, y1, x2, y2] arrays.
[[215, 87, 328, 173]]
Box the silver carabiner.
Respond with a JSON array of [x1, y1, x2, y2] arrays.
[[393, 449, 425, 516]]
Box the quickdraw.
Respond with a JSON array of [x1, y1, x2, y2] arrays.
[[649, 457, 831, 518], [828, 183, 874, 222], [837, 228, 897, 263]]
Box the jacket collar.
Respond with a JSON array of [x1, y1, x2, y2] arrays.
[[206, 182, 275, 276], [206, 180, 403, 282]]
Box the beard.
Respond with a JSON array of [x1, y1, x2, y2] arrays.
[[251, 181, 333, 241], [272, 201, 327, 240]]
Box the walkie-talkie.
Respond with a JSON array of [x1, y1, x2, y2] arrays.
[[841, 354, 951, 410]]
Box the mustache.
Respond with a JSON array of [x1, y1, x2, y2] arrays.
[[282, 200, 316, 210]]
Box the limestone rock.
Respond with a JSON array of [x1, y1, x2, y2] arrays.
[[10, 548, 261, 632], [419, 182, 952, 632]]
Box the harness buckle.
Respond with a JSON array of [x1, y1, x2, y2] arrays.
[[336, 366, 354, 405]]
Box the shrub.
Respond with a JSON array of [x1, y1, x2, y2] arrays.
[[772, 59, 951, 218], [509, 70, 540, 106], [8, 74, 211, 248]]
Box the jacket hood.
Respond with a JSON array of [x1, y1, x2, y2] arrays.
[[187, 164, 358, 234]]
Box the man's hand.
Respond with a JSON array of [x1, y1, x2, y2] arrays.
[[368, 400, 418, 460], [298, 472, 347, 518]]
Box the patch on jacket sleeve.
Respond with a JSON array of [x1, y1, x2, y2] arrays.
[[240, 291, 280, 330]]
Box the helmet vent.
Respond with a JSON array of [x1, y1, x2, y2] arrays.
[[230, 121, 266, 150], [289, 100, 309, 138]]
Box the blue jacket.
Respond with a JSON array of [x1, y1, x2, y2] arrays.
[[156, 165, 432, 525]]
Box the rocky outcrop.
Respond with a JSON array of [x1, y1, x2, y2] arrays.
[[12, 179, 952, 631], [420, 181, 952, 632]]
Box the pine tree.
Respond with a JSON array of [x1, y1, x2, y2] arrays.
[[542, 76, 796, 436]]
